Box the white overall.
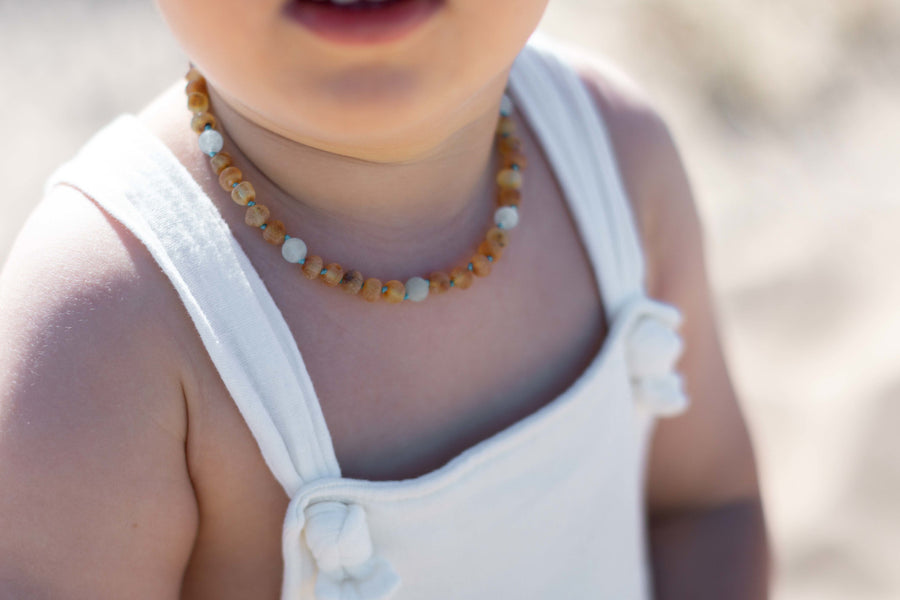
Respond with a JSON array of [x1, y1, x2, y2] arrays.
[[48, 35, 689, 600]]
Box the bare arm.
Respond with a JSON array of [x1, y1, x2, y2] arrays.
[[0, 187, 198, 599], [577, 65, 771, 598]]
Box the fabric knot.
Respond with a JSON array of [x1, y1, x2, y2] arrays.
[[625, 311, 689, 417], [303, 501, 401, 600]]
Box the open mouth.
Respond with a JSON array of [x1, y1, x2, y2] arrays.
[[284, 0, 445, 45]]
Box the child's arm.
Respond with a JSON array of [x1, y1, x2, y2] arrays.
[[577, 67, 771, 598], [0, 188, 198, 598]]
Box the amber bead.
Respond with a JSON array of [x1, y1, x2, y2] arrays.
[[496, 168, 523, 190], [499, 136, 522, 154], [185, 66, 204, 82], [485, 227, 510, 249], [467, 253, 491, 277], [210, 152, 233, 175], [497, 188, 521, 207], [340, 270, 364, 295], [218, 166, 243, 191], [321, 263, 344, 286], [301, 255, 324, 280], [450, 267, 474, 289], [477, 239, 502, 261], [496, 116, 516, 137], [245, 204, 270, 228], [502, 151, 528, 170], [263, 220, 286, 245], [187, 92, 209, 114], [191, 112, 216, 134], [428, 271, 451, 294], [361, 278, 383, 302], [230, 181, 255, 206], [382, 280, 405, 303], [185, 79, 207, 96]]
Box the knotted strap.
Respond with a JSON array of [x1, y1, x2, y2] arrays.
[[624, 298, 689, 417], [283, 484, 401, 600]]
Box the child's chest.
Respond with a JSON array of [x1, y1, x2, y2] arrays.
[[174, 130, 612, 599]]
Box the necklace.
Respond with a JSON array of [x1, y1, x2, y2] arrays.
[[184, 66, 527, 303]]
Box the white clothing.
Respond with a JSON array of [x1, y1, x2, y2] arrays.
[[47, 34, 689, 600]]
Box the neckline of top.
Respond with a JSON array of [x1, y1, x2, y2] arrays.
[[280, 293, 658, 504], [119, 41, 642, 495]]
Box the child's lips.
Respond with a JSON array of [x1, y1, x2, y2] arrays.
[[283, 0, 444, 46]]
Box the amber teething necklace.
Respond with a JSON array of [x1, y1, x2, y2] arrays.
[[184, 66, 527, 303]]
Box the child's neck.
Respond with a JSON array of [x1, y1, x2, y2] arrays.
[[204, 75, 511, 277]]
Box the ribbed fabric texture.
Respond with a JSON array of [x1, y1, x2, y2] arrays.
[[46, 33, 689, 600]]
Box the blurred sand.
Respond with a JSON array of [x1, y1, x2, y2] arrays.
[[2, 1, 899, 598]]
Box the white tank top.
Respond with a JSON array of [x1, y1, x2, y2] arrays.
[[47, 34, 689, 600]]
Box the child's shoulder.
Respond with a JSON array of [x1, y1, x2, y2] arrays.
[[552, 43, 703, 299], [0, 182, 199, 592], [0, 180, 191, 429], [551, 44, 761, 511], [2, 182, 179, 351]]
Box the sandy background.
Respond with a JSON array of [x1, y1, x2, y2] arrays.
[[1, 1, 898, 598]]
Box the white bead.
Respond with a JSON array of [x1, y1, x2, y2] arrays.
[[405, 276, 429, 302], [198, 129, 224, 155], [281, 237, 307, 263], [500, 93, 513, 117], [494, 206, 519, 230]]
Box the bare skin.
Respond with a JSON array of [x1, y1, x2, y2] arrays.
[[0, 45, 768, 600]]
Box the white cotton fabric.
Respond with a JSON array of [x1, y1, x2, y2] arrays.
[[46, 32, 689, 600]]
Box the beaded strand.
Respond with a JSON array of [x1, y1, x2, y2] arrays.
[[185, 66, 527, 303]]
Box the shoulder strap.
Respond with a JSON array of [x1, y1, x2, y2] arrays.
[[45, 115, 340, 496], [511, 38, 691, 419], [508, 36, 648, 317]]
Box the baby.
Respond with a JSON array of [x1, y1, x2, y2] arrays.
[[0, 0, 769, 598]]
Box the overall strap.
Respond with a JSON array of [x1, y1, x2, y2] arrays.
[[45, 115, 340, 496], [509, 37, 690, 419], [508, 37, 648, 318]]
